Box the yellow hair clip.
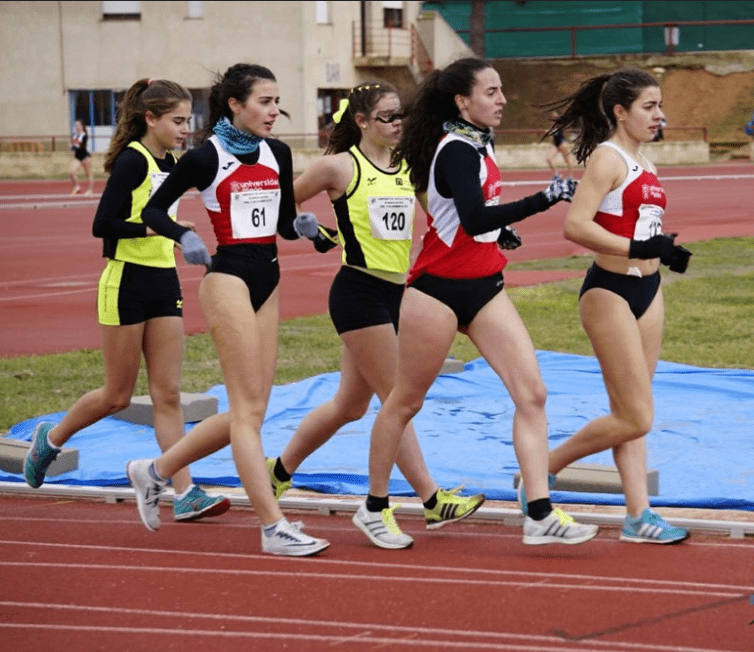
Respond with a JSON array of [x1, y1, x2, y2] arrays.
[[332, 98, 350, 124]]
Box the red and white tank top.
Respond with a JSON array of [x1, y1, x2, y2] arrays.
[[200, 135, 282, 246], [594, 141, 666, 240], [408, 133, 507, 283]]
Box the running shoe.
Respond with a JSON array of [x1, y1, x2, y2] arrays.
[[267, 457, 292, 500], [425, 486, 485, 530], [517, 473, 557, 516], [23, 421, 60, 489], [174, 485, 231, 522], [352, 503, 413, 549], [126, 459, 167, 532], [261, 519, 330, 557], [620, 509, 689, 544], [523, 508, 599, 545]]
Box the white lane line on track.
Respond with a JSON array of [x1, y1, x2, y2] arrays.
[[0, 560, 745, 598], [0, 539, 751, 595], [0, 601, 735, 652]]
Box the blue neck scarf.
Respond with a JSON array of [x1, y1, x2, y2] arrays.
[[212, 117, 263, 155]]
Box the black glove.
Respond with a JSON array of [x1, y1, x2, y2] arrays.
[[663, 243, 692, 273], [628, 234, 677, 260], [312, 225, 339, 253], [497, 225, 522, 250], [542, 176, 576, 205]]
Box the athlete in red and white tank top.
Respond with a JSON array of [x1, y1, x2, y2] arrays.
[[594, 141, 667, 241], [200, 134, 283, 246], [408, 132, 507, 283]]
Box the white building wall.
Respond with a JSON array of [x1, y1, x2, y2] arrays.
[[0, 1, 423, 141]]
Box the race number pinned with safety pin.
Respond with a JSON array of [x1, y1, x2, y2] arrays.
[[368, 196, 414, 241], [230, 188, 280, 240], [150, 172, 181, 218], [634, 203, 664, 241]]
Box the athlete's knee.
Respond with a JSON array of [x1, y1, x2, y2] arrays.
[[514, 377, 548, 414], [616, 406, 654, 440], [149, 384, 181, 411], [104, 392, 132, 413]]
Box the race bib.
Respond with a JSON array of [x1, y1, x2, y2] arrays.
[[368, 196, 414, 241], [474, 197, 502, 243], [230, 189, 280, 239], [634, 203, 664, 241], [150, 171, 180, 218]]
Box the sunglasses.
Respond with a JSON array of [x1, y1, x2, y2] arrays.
[[373, 112, 404, 124]]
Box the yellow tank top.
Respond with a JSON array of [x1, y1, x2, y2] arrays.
[[332, 146, 415, 276], [113, 141, 178, 268]]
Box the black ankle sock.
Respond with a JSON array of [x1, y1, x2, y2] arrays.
[[528, 498, 552, 521], [423, 490, 438, 510], [366, 494, 390, 512], [274, 457, 291, 482]]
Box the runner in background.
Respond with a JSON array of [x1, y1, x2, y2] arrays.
[[69, 119, 95, 195]]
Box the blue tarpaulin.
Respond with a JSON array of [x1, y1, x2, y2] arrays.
[[4, 351, 753, 511]]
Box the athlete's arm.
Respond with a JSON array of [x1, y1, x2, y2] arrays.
[[91, 149, 149, 239], [142, 145, 217, 242], [270, 140, 300, 241], [563, 145, 630, 256], [436, 141, 551, 236]]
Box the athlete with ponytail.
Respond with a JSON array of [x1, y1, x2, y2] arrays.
[[267, 81, 485, 550], [25, 78, 230, 525]]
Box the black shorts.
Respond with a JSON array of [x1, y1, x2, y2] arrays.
[[328, 266, 403, 335], [74, 150, 90, 162], [579, 263, 661, 319], [408, 272, 505, 328], [210, 243, 280, 313], [553, 132, 566, 148], [98, 261, 182, 326]]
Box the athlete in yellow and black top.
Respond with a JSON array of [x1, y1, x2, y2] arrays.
[[268, 82, 486, 551], [92, 141, 182, 326], [328, 143, 415, 334]]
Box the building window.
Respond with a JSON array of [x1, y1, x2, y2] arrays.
[[102, 1, 141, 20], [383, 1, 403, 28], [316, 1, 329, 24], [187, 1, 203, 19]]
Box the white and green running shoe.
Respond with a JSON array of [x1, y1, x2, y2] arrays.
[[523, 508, 599, 545], [353, 503, 413, 550]]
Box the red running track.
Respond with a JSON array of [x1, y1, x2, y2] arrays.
[[1, 495, 752, 652], [1, 163, 752, 357]]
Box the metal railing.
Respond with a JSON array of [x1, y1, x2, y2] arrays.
[[352, 20, 413, 59]]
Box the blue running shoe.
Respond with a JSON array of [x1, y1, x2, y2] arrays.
[[620, 509, 689, 544], [517, 473, 556, 516], [174, 485, 231, 522], [24, 422, 60, 488]]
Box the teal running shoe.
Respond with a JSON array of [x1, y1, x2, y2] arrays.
[[620, 509, 689, 544], [517, 472, 556, 516], [174, 485, 231, 522], [24, 422, 60, 488]]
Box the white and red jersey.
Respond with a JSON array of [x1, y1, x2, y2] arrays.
[[408, 133, 507, 283], [594, 141, 666, 241], [200, 135, 283, 246]]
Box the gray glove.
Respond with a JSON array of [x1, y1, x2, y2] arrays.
[[293, 212, 320, 239], [543, 176, 577, 205], [179, 230, 211, 267]]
